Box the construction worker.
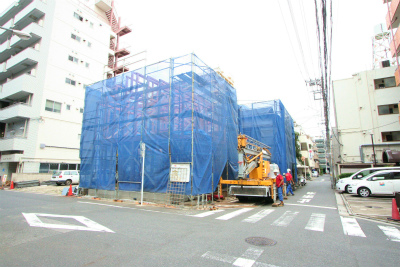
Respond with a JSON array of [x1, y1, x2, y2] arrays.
[[274, 170, 284, 206], [285, 169, 294, 196]]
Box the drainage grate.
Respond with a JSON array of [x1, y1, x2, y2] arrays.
[[245, 237, 277, 246], [365, 206, 383, 209]]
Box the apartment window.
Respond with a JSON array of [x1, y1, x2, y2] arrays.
[[71, 33, 81, 42], [65, 78, 76, 86], [374, 77, 396, 89], [87, 42, 92, 48], [85, 62, 89, 68], [378, 104, 399, 115], [80, 108, 84, 113], [300, 142, 307, 151], [68, 55, 78, 63], [73, 12, 83, 22], [382, 131, 400, 142], [45, 100, 61, 113], [66, 105, 71, 110]]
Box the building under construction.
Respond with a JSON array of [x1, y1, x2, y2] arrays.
[[80, 54, 239, 196], [80, 54, 296, 200]]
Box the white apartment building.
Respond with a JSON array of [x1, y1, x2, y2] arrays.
[[0, 0, 130, 179], [295, 125, 319, 177], [332, 65, 400, 167]]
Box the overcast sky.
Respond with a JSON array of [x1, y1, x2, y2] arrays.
[[0, 0, 388, 137]]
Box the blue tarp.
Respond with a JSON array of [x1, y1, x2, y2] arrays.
[[238, 100, 298, 182], [80, 54, 239, 195]]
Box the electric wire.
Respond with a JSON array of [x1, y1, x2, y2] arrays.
[[286, 0, 311, 80], [277, 0, 307, 81]]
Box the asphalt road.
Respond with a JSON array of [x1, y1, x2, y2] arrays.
[[1, 174, 399, 267]]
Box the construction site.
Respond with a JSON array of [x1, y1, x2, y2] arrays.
[[80, 53, 296, 207]]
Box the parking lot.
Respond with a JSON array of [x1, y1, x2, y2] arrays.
[[341, 192, 395, 221]]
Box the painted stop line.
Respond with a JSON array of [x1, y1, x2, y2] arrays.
[[22, 213, 114, 233]]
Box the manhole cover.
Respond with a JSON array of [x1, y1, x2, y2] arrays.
[[365, 206, 383, 209], [245, 237, 277, 246]]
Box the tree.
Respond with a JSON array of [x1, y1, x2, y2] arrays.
[[295, 132, 303, 165]]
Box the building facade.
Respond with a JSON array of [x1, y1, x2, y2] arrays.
[[295, 125, 319, 177], [0, 0, 130, 179], [332, 66, 400, 170]]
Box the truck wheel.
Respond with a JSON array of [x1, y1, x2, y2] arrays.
[[237, 196, 247, 202]]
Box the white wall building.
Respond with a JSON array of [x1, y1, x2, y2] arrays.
[[0, 0, 130, 179], [295, 124, 319, 177], [332, 65, 400, 167]]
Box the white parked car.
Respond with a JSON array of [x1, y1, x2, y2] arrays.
[[336, 167, 400, 193], [312, 171, 318, 177], [347, 170, 400, 197], [51, 170, 80, 186]]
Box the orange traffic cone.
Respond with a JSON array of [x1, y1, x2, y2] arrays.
[[388, 198, 400, 221], [67, 184, 73, 196], [10, 181, 14, 189]]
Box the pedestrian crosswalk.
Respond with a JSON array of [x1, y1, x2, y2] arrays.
[[191, 207, 400, 242]]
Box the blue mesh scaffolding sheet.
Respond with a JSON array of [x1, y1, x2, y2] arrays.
[[238, 100, 298, 181], [80, 54, 239, 195]]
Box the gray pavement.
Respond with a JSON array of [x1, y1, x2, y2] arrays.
[[1, 174, 399, 267]]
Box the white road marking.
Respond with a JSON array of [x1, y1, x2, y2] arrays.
[[193, 209, 225, 217], [216, 208, 254, 221], [378, 225, 400, 242], [78, 201, 136, 209], [297, 199, 311, 203], [22, 213, 114, 233], [233, 247, 263, 267], [202, 248, 279, 267], [340, 216, 366, 237], [271, 211, 299, 227], [242, 209, 275, 223], [320, 179, 325, 182], [284, 203, 337, 210], [305, 213, 326, 232], [307, 192, 316, 194], [202, 251, 237, 264]]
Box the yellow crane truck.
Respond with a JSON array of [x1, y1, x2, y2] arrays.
[[219, 134, 279, 202]]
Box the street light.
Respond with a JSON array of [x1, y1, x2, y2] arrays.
[[0, 26, 32, 40]]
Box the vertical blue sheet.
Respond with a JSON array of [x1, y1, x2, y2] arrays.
[[80, 54, 238, 194]]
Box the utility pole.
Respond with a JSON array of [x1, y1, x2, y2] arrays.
[[306, 78, 331, 180], [370, 133, 376, 166]]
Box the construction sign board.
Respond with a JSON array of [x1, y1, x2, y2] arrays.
[[170, 163, 190, 183]]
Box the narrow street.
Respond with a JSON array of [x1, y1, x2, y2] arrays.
[[1, 174, 399, 267]]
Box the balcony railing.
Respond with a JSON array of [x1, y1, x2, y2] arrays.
[[0, 137, 29, 152], [0, 102, 32, 123], [13, 0, 46, 30], [6, 47, 39, 73], [0, 74, 37, 101]]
